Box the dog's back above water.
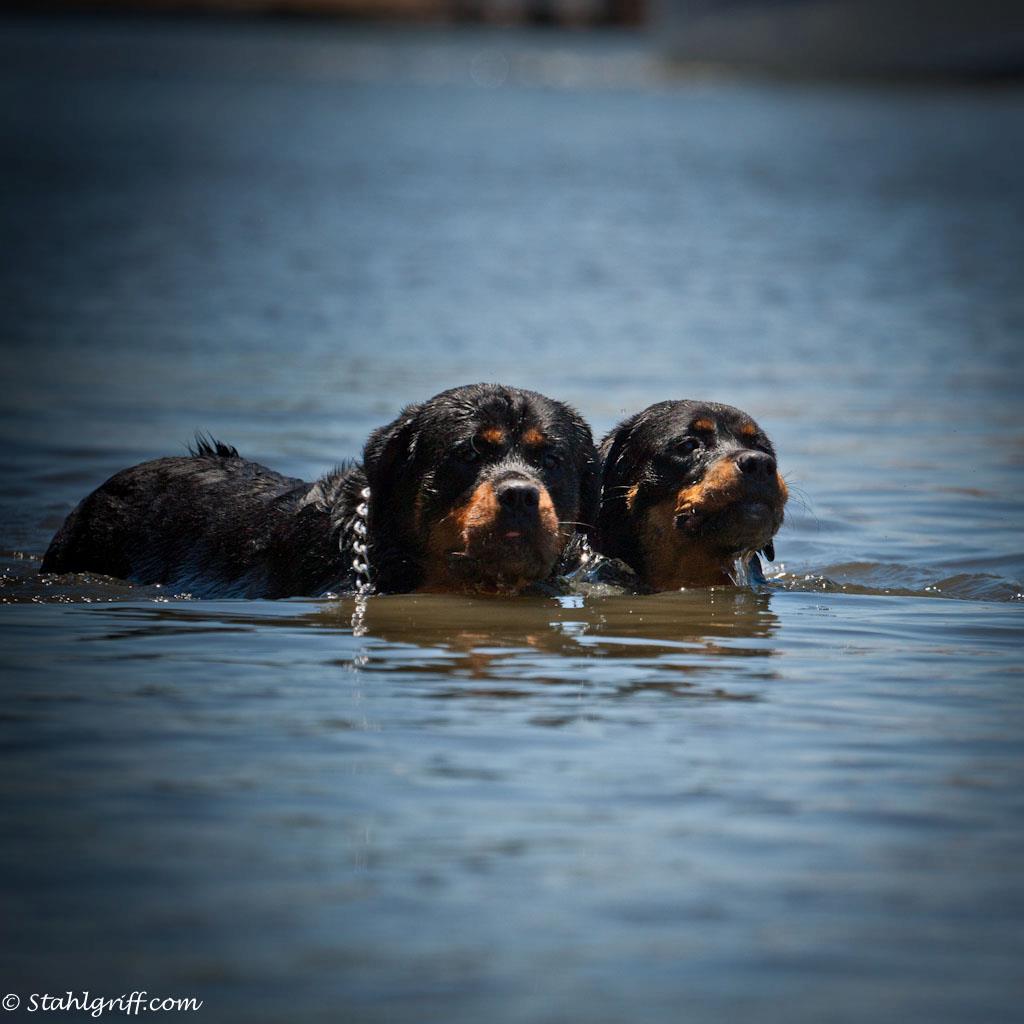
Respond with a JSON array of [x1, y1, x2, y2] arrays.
[[40, 437, 366, 599], [41, 383, 600, 599]]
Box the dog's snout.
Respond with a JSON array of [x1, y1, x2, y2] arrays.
[[736, 450, 776, 480], [495, 479, 541, 515]]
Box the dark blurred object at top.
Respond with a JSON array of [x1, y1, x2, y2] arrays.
[[15, 0, 645, 27], [14, 0, 1024, 79], [659, 0, 1024, 80]]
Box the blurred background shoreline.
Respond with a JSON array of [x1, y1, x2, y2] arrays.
[[7, 0, 1024, 81]]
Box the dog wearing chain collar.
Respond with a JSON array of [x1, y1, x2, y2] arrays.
[[41, 383, 600, 598], [595, 400, 787, 590]]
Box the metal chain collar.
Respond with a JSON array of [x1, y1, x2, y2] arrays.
[[348, 485, 373, 596]]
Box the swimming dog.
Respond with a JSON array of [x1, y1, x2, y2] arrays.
[[596, 400, 786, 589], [41, 383, 600, 598]]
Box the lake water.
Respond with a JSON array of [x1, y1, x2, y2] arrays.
[[1, 14, 1022, 1024]]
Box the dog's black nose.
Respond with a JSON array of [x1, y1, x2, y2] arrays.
[[495, 479, 541, 515], [736, 450, 777, 479]]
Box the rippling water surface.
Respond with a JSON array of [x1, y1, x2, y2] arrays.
[[1, 14, 1022, 1024]]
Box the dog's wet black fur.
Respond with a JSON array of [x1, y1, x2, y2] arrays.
[[595, 400, 787, 591], [41, 384, 599, 599]]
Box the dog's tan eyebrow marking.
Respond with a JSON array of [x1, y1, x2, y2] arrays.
[[691, 418, 716, 433], [479, 427, 506, 445], [522, 427, 546, 446], [739, 422, 758, 438], [626, 483, 640, 510]]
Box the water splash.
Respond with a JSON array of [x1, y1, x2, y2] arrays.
[[728, 553, 767, 588]]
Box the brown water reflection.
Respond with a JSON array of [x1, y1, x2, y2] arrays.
[[315, 590, 781, 698], [327, 588, 776, 651]]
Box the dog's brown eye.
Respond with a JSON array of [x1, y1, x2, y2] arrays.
[[541, 452, 562, 470], [457, 446, 479, 464], [675, 438, 699, 455]]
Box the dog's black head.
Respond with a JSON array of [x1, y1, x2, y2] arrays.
[[362, 383, 599, 593], [597, 401, 787, 590]]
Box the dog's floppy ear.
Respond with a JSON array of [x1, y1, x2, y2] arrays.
[[598, 416, 637, 491], [566, 413, 600, 539], [362, 402, 423, 504], [594, 412, 644, 566], [578, 450, 601, 539], [359, 402, 425, 593]]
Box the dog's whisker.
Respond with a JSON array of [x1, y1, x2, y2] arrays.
[[782, 479, 814, 516]]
